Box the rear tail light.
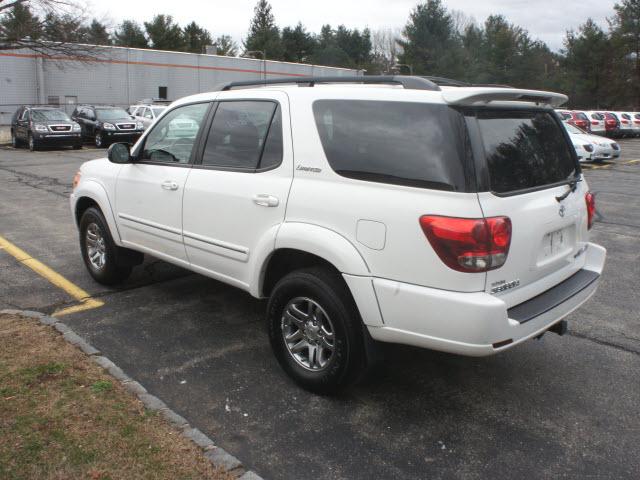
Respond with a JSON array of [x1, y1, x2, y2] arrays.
[[585, 192, 595, 230], [419, 216, 512, 272], [591, 121, 599, 126]]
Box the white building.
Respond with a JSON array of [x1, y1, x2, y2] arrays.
[[0, 44, 361, 124]]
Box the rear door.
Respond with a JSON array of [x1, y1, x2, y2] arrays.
[[470, 108, 589, 308], [182, 92, 293, 288]]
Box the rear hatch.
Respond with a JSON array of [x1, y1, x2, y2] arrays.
[[466, 108, 589, 308]]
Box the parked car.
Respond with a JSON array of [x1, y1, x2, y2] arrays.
[[72, 105, 144, 148], [130, 105, 167, 130], [610, 112, 634, 137], [623, 112, 640, 136], [564, 123, 620, 162], [599, 112, 621, 137], [11, 106, 82, 151], [70, 76, 605, 393], [584, 111, 606, 135], [555, 109, 591, 132]]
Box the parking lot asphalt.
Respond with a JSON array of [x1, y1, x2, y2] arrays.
[[1, 143, 639, 479]]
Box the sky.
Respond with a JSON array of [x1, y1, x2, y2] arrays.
[[89, 0, 619, 52]]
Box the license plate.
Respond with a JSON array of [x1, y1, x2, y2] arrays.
[[542, 228, 567, 258]]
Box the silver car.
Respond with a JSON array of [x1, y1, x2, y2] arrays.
[[131, 105, 167, 130]]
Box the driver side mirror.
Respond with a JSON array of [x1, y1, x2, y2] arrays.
[[107, 143, 131, 164]]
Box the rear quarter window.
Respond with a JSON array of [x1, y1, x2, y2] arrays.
[[476, 110, 577, 194], [312, 100, 470, 192]]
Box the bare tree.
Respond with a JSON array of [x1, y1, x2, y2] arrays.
[[0, 0, 102, 59], [371, 28, 402, 74]]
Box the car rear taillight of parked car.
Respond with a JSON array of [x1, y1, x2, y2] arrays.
[[585, 192, 595, 230], [419, 216, 512, 273]]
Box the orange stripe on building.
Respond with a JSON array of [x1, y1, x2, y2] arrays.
[[0, 51, 308, 78]]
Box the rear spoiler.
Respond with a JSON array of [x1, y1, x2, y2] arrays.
[[442, 87, 568, 108]]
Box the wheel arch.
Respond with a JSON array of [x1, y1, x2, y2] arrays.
[[73, 180, 122, 245], [255, 222, 370, 298]]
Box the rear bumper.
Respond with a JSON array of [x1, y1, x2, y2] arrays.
[[357, 243, 606, 356]]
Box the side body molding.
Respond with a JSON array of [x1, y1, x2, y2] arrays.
[[72, 179, 122, 245]]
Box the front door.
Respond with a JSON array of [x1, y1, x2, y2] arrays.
[[182, 93, 293, 288], [115, 102, 211, 265]]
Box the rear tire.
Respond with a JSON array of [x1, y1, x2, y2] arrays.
[[267, 267, 369, 394], [79, 207, 134, 285]]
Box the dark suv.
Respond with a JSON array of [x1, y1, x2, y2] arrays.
[[71, 105, 144, 148], [11, 106, 83, 151]]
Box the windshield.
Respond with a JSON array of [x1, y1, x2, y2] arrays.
[[31, 109, 70, 122], [96, 109, 131, 120], [564, 123, 585, 135], [152, 107, 166, 117], [477, 110, 577, 194]]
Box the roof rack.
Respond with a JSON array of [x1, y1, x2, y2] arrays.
[[219, 75, 441, 92]]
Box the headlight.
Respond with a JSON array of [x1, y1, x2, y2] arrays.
[[584, 144, 594, 153], [103, 122, 116, 130], [72, 123, 81, 132], [34, 124, 48, 132], [136, 121, 144, 130]]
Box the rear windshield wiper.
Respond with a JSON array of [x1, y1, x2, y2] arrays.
[[556, 176, 581, 202]]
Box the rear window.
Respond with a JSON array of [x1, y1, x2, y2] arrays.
[[477, 110, 577, 194], [575, 112, 589, 122], [312, 100, 469, 191]]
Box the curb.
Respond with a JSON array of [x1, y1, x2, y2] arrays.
[[1, 309, 264, 480]]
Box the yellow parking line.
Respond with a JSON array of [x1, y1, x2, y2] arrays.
[[0, 235, 104, 317], [622, 159, 640, 165]]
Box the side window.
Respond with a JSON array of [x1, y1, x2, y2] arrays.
[[260, 105, 283, 169], [141, 102, 209, 164], [20, 109, 29, 121], [201, 101, 278, 169], [144, 108, 153, 119]]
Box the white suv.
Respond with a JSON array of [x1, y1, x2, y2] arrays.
[[70, 76, 606, 393]]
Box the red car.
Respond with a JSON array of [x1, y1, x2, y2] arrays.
[[555, 110, 591, 132]]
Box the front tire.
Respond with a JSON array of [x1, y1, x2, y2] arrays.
[[11, 131, 20, 148], [28, 133, 37, 151], [79, 207, 133, 285], [95, 132, 105, 148], [267, 267, 368, 394]]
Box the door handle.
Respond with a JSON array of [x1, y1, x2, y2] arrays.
[[253, 194, 279, 207], [161, 180, 179, 191]]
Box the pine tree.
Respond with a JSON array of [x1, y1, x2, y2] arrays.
[[243, 0, 283, 60], [398, 0, 464, 77], [183, 21, 213, 53], [611, 0, 640, 107], [81, 19, 111, 46], [282, 23, 315, 63], [144, 14, 185, 51], [0, 3, 41, 43], [113, 20, 148, 48]]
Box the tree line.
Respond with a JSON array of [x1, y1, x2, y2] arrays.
[[2, 0, 640, 108]]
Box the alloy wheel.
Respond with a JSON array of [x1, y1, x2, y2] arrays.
[[85, 222, 107, 270], [95, 133, 102, 148], [281, 297, 336, 371]]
